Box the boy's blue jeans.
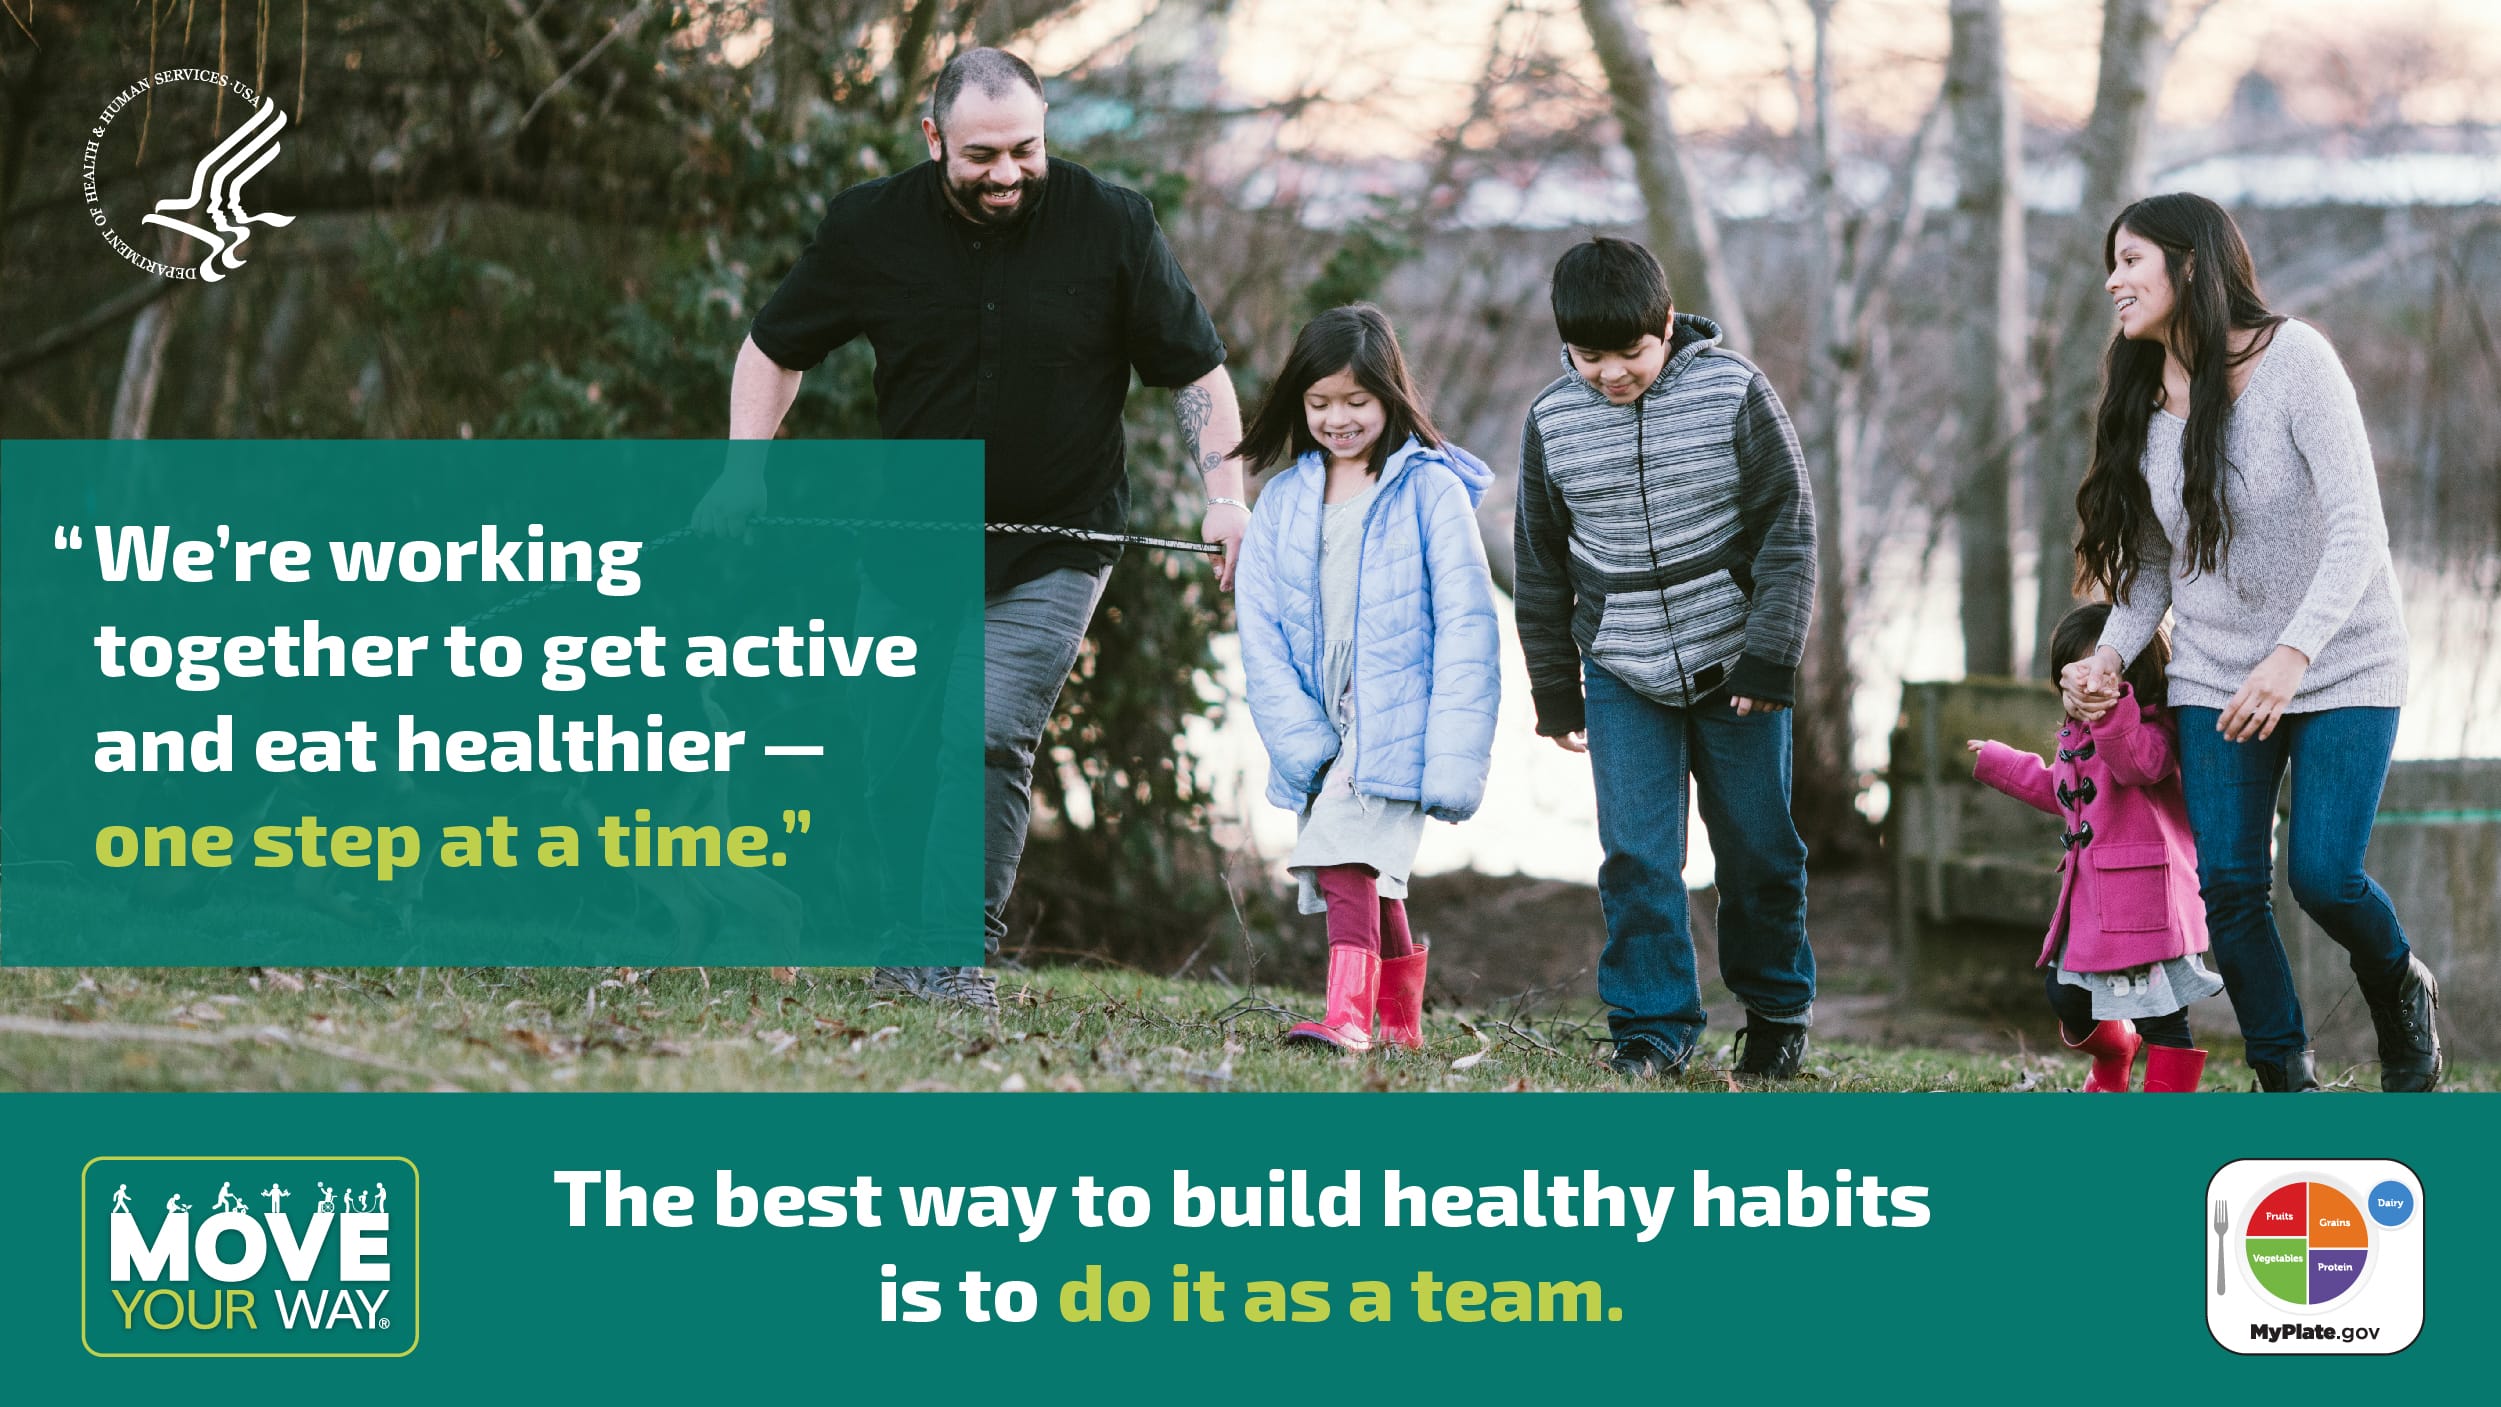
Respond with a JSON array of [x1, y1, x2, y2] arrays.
[[1582, 659, 1815, 1062], [2172, 705, 2412, 1068]]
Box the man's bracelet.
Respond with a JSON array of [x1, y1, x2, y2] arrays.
[[1207, 497, 1247, 512]]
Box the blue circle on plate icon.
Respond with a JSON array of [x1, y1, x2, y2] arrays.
[[2368, 1180, 2414, 1227]]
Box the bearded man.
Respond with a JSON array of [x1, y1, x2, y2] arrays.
[[698, 48, 1246, 1009]]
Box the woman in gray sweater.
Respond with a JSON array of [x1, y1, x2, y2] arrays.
[[2062, 192, 2441, 1093]]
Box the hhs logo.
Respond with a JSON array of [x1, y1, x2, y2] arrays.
[[82, 1156, 419, 1358]]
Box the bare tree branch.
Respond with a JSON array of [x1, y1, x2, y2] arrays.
[[1575, 0, 1751, 347], [511, 0, 659, 137], [0, 278, 184, 377], [1846, 82, 1946, 338], [2167, 0, 2229, 58]]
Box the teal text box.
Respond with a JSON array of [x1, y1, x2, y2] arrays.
[[0, 440, 983, 966]]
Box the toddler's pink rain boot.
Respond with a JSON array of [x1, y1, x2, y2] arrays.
[[2066, 1020, 2141, 1092], [2141, 1044, 2207, 1093]]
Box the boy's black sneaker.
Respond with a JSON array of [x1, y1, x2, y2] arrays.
[[2364, 954, 2444, 1092], [1732, 1019, 1810, 1079], [1606, 1043, 1688, 1082], [2251, 1049, 2321, 1092]]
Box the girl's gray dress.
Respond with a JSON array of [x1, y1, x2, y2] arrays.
[[1287, 476, 1429, 915], [2052, 944, 2225, 1020]]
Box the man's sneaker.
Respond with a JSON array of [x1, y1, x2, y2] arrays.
[[869, 965, 999, 1014], [924, 965, 1000, 1013], [2365, 954, 2444, 1093], [1732, 1019, 1810, 1079], [1605, 1042, 1688, 1082], [867, 966, 929, 999]]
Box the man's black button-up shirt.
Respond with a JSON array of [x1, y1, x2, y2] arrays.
[[749, 157, 1227, 594]]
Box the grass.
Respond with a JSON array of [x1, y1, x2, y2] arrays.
[[4, 963, 2490, 1094]]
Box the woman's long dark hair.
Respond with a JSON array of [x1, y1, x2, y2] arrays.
[[1237, 303, 1442, 476], [2074, 193, 2285, 603]]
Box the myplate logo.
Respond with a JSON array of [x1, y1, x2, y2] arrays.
[[82, 1156, 420, 1358], [81, 70, 295, 282], [2206, 1158, 2422, 1355]]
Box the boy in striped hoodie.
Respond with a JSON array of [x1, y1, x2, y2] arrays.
[[1513, 236, 1820, 1081]]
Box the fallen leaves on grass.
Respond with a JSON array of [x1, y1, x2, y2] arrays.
[[505, 1026, 581, 1060]]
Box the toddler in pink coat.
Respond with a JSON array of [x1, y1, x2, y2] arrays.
[[1967, 604, 2222, 1092]]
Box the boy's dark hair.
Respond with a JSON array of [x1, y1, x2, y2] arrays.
[[2049, 602, 2169, 710], [1550, 236, 1674, 350], [1237, 303, 1443, 476]]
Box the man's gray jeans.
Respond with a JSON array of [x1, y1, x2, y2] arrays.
[[916, 564, 1109, 966]]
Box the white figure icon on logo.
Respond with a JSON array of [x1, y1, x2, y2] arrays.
[[142, 96, 296, 282]]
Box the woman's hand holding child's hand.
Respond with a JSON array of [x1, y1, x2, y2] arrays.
[[2059, 645, 2125, 724]]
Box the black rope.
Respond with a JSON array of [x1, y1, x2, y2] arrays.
[[453, 517, 1221, 630]]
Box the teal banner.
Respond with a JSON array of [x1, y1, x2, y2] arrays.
[[0, 440, 984, 967], [0, 1094, 2486, 1398]]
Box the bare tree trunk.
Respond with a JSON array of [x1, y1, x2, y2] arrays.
[[249, 265, 310, 435], [1728, 0, 1940, 862], [108, 290, 180, 440], [1947, 0, 2024, 675], [765, 0, 826, 143], [1574, 0, 1751, 349], [2030, 0, 2169, 675], [885, 0, 949, 119], [1789, 0, 1858, 856]]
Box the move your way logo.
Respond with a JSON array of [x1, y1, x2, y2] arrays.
[[82, 1156, 419, 1358], [81, 70, 295, 282]]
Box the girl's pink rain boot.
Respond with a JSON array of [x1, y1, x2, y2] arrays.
[[1286, 947, 1380, 1053], [1375, 939, 1430, 1051], [2066, 1020, 2141, 1092], [2141, 1044, 2208, 1093]]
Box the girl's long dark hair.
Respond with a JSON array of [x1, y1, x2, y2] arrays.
[[1237, 303, 1442, 476], [2074, 193, 2285, 603]]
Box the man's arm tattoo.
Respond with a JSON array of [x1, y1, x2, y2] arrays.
[[1175, 383, 1215, 478]]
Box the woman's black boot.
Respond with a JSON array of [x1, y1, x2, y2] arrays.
[[2365, 955, 2444, 1093]]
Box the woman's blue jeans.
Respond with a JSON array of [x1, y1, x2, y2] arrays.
[[1582, 659, 1815, 1062], [2172, 705, 2412, 1067]]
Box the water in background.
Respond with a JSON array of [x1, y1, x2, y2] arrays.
[[1189, 543, 2500, 891]]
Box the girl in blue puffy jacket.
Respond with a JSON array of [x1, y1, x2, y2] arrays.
[[1235, 304, 1502, 1053]]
